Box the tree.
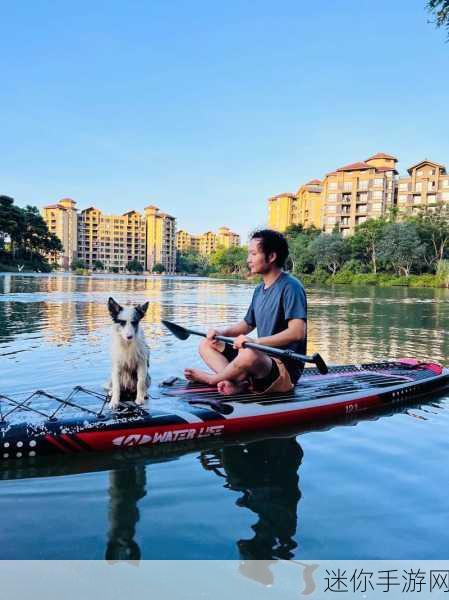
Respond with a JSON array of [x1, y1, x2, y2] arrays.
[[71, 259, 85, 270], [152, 262, 165, 274], [126, 259, 143, 272], [0, 195, 25, 256], [427, 0, 449, 35], [351, 218, 387, 274], [409, 203, 449, 270], [209, 245, 248, 275], [378, 223, 426, 276], [288, 233, 315, 274], [308, 233, 349, 275], [93, 260, 105, 271]]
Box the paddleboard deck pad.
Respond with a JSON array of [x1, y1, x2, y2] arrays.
[[1, 359, 448, 460]]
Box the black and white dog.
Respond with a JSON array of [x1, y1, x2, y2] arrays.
[[107, 297, 150, 409]]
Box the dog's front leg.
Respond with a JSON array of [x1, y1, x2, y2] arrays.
[[136, 362, 149, 405], [109, 367, 121, 409]]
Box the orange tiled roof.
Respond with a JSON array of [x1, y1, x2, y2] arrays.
[[268, 193, 296, 200], [305, 179, 321, 185], [366, 152, 397, 161], [407, 159, 447, 175], [336, 161, 372, 172], [43, 204, 66, 210]]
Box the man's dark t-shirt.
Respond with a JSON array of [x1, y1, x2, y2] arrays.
[[244, 272, 307, 384]]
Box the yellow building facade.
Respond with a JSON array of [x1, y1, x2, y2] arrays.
[[144, 205, 176, 274], [321, 153, 397, 235], [176, 227, 240, 255], [77, 207, 147, 271], [396, 159, 449, 217], [42, 198, 78, 268]]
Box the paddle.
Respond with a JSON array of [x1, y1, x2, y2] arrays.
[[161, 320, 328, 374]]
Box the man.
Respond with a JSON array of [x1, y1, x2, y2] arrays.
[[184, 229, 307, 395]]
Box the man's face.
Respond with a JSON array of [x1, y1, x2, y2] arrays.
[[247, 238, 274, 275]]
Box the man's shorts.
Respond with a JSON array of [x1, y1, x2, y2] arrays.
[[219, 342, 294, 395]]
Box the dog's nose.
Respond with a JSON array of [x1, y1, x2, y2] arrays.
[[126, 335, 133, 340]]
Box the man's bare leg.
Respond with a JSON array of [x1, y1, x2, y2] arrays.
[[184, 339, 232, 385], [185, 348, 272, 395]]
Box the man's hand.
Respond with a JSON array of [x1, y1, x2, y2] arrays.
[[206, 328, 223, 350], [233, 334, 253, 350]]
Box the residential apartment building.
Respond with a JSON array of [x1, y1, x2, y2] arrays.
[[396, 160, 449, 216], [144, 205, 176, 273], [296, 180, 323, 229], [176, 227, 240, 255], [42, 198, 78, 268], [321, 153, 397, 235], [77, 207, 146, 271], [268, 193, 297, 232], [268, 182, 323, 233], [176, 230, 201, 253]]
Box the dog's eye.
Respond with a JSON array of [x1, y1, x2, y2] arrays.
[[131, 321, 138, 326], [118, 320, 126, 326]]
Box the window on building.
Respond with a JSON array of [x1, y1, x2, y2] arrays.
[[343, 182, 352, 191], [428, 195, 436, 204], [443, 180, 449, 188], [415, 183, 422, 192], [372, 203, 383, 211], [328, 182, 337, 190], [327, 216, 336, 225], [327, 205, 336, 213], [373, 178, 383, 186], [441, 192, 449, 201], [398, 195, 408, 203], [328, 193, 337, 201], [399, 183, 408, 191], [358, 181, 369, 191], [372, 190, 383, 200], [414, 196, 422, 204]]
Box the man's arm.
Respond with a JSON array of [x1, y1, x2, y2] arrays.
[[255, 318, 306, 348], [210, 320, 254, 339]]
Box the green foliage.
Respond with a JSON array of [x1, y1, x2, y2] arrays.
[[209, 245, 248, 276], [126, 259, 143, 272], [93, 260, 105, 271], [427, 0, 449, 35], [71, 259, 85, 271], [152, 262, 165, 274], [308, 232, 350, 275], [0, 196, 62, 267], [377, 222, 426, 276], [176, 250, 210, 275]]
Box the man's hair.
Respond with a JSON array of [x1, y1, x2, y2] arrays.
[[250, 229, 289, 268]]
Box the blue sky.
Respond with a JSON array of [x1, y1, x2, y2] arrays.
[[1, 0, 448, 241]]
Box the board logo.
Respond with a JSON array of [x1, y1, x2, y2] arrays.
[[112, 434, 152, 446]]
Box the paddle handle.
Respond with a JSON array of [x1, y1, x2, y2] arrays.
[[189, 329, 328, 374]]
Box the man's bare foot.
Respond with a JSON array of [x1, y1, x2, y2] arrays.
[[217, 380, 250, 396], [184, 368, 214, 385]]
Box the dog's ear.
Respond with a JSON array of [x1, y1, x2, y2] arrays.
[[135, 301, 149, 320], [108, 297, 122, 320]]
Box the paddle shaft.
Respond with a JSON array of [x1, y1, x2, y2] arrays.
[[187, 327, 320, 367]]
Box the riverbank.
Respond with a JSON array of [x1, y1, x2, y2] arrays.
[[210, 271, 449, 288]]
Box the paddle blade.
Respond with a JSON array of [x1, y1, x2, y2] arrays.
[[312, 353, 328, 375], [162, 320, 191, 341]]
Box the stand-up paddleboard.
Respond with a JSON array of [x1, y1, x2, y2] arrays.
[[0, 359, 448, 461]]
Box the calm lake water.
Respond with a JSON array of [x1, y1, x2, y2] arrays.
[[1, 273, 449, 560]]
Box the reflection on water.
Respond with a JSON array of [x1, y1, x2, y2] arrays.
[[105, 466, 146, 562], [2, 273, 449, 560], [201, 438, 302, 560]]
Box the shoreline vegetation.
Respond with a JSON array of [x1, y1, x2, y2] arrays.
[[3, 194, 449, 288]]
